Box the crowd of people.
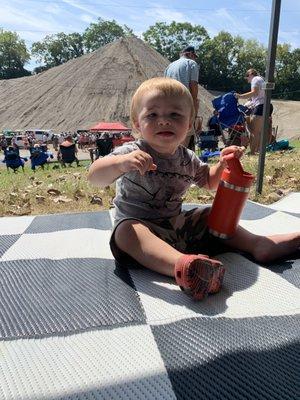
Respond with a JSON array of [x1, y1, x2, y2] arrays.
[[0, 129, 136, 170], [0, 132, 80, 170], [0, 131, 74, 153]]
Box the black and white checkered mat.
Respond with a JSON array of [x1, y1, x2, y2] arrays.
[[0, 194, 299, 400]]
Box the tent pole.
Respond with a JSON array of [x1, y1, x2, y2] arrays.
[[256, 0, 281, 194]]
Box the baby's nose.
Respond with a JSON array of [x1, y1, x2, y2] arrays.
[[158, 115, 171, 125]]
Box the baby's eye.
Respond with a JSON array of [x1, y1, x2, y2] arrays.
[[170, 112, 181, 118], [146, 113, 157, 119]]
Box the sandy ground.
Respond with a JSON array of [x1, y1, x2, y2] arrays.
[[271, 99, 300, 140]]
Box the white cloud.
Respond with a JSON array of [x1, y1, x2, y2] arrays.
[[215, 8, 257, 35], [80, 14, 95, 24], [62, 0, 108, 19], [1, 0, 300, 52], [133, 30, 144, 39], [239, 0, 268, 11], [0, 4, 63, 33], [278, 30, 300, 49], [144, 4, 186, 23], [45, 4, 62, 16]]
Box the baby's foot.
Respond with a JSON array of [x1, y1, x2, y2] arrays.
[[175, 254, 225, 300]]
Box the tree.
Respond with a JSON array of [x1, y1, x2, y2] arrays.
[[0, 29, 31, 79], [231, 39, 267, 92], [275, 44, 300, 100], [83, 18, 133, 52], [199, 31, 242, 90], [199, 33, 267, 92], [143, 21, 208, 62], [31, 32, 84, 69]]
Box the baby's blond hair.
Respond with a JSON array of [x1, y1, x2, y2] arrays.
[[130, 77, 195, 129]]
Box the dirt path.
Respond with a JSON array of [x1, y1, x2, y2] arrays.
[[272, 99, 300, 140]]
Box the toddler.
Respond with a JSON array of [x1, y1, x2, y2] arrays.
[[88, 77, 299, 300]]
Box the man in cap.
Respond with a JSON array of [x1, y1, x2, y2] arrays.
[[164, 45, 200, 149]]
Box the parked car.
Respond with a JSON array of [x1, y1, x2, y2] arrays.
[[14, 135, 28, 149], [24, 129, 54, 143], [3, 130, 22, 146]]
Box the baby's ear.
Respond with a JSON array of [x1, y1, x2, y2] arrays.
[[133, 119, 139, 129], [132, 120, 141, 132], [131, 120, 141, 138]]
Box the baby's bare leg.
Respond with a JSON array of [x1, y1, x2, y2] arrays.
[[115, 219, 226, 299], [114, 220, 182, 277], [226, 225, 300, 263]]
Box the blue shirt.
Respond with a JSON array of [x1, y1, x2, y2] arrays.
[[164, 57, 199, 89]]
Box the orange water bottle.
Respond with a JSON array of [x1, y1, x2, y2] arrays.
[[207, 154, 254, 239]]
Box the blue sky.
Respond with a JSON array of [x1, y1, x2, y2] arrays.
[[1, 0, 299, 70]]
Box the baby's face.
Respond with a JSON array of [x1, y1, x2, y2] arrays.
[[134, 90, 192, 154]]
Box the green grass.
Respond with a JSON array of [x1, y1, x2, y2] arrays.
[[290, 139, 300, 149], [1, 148, 300, 216], [0, 161, 114, 216]]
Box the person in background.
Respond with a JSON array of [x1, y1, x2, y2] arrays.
[[207, 110, 222, 136], [88, 77, 300, 301], [0, 135, 7, 152], [235, 68, 273, 155], [57, 134, 80, 166], [12, 142, 20, 155], [42, 133, 48, 144], [52, 134, 59, 151], [164, 45, 200, 150]]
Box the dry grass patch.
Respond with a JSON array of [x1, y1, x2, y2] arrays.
[[185, 148, 300, 205], [0, 147, 299, 217]]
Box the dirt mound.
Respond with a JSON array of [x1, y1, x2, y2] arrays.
[[272, 100, 300, 140], [0, 37, 214, 132]]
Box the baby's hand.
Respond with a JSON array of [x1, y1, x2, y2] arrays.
[[120, 150, 157, 175], [220, 146, 245, 166]]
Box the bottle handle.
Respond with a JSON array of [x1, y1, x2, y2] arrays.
[[223, 153, 245, 175]]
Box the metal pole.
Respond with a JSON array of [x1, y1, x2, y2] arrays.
[[256, 0, 281, 194]]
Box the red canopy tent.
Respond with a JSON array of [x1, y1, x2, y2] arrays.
[[89, 122, 130, 132]]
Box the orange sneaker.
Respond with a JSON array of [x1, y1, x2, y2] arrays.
[[175, 254, 225, 300]]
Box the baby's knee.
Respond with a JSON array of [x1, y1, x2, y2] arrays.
[[114, 220, 138, 248], [115, 220, 132, 238]]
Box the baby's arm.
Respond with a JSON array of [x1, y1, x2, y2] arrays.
[[205, 146, 245, 190], [88, 149, 157, 187]]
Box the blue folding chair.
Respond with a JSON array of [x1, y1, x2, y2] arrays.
[[212, 92, 247, 146], [3, 147, 27, 172]]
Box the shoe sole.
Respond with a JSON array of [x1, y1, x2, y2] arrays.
[[175, 254, 225, 300]]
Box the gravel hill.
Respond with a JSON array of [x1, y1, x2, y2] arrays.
[[0, 37, 214, 132]]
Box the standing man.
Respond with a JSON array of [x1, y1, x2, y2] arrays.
[[164, 45, 200, 149], [236, 68, 273, 155]]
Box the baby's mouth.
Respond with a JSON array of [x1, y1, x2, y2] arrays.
[[157, 131, 174, 137]]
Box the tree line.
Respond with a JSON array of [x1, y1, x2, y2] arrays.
[[1, 19, 300, 99]]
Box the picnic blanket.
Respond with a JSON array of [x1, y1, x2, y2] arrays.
[[0, 194, 299, 400]]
